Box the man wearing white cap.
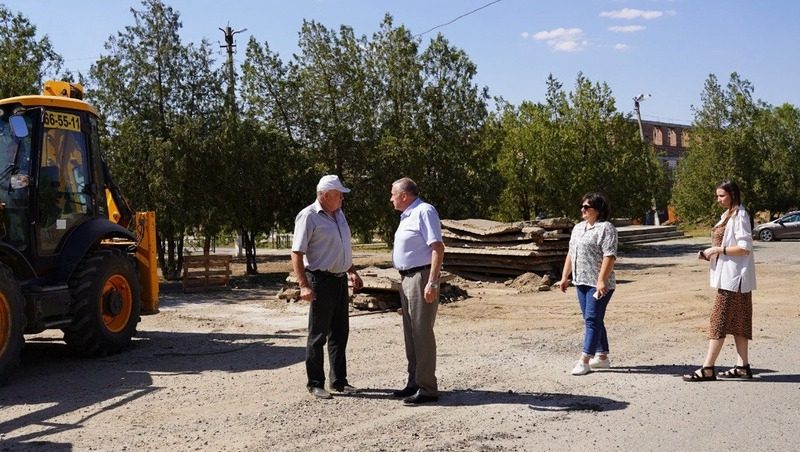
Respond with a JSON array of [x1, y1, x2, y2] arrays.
[[291, 175, 363, 399]]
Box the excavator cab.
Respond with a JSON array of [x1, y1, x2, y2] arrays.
[[0, 81, 158, 382]]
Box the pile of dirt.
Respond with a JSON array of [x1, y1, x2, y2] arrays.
[[507, 271, 556, 293]]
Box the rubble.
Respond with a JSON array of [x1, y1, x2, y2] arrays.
[[281, 266, 467, 311], [507, 272, 556, 293]]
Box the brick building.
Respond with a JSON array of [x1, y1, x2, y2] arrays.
[[638, 119, 692, 170]]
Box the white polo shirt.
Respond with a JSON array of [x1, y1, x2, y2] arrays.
[[392, 198, 443, 270], [291, 200, 353, 274]]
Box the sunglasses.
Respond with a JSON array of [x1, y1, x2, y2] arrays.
[[580, 204, 592, 210]]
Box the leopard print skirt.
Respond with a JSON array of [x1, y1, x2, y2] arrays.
[[709, 289, 752, 339], [707, 216, 752, 339]]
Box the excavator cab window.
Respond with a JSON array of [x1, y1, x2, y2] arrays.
[[89, 116, 108, 219], [37, 109, 93, 254], [0, 110, 33, 249]]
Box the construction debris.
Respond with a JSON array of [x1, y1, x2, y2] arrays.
[[441, 218, 574, 279], [507, 272, 556, 293], [281, 266, 467, 311]]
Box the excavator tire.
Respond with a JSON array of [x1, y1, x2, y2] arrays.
[[0, 263, 25, 384], [64, 248, 141, 356]]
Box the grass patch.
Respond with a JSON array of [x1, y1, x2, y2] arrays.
[[678, 223, 710, 238]]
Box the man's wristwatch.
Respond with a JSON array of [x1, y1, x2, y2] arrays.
[[427, 282, 439, 289]]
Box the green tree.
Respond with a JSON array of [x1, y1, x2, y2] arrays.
[[563, 73, 657, 219], [754, 104, 800, 213], [495, 73, 659, 221], [363, 15, 424, 239], [672, 73, 797, 223], [0, 5, 63, 98], [89, 0, 224, 278], [220, 119, 308, 274], [291, 20, 387, 240], [415, 34, 500, 221], [241, 37, 299, 142], [493, 100, 552, 220], [239, 37, 311, 271], [167, 41, 226, 256]]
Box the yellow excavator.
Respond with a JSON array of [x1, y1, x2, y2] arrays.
[[0, 81, 158, 382]]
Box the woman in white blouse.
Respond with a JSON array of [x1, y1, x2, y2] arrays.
[[684, 180, 757, 381]]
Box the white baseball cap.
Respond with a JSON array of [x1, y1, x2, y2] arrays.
[[316, 175, 351, 193]]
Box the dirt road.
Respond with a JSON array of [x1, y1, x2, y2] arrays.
[[1, 237, 799, 451]]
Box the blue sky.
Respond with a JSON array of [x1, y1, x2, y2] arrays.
[[5, 0, 799, 124]]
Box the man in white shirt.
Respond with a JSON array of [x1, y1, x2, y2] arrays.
[[390, 177, 444, 405], [292, 175, 363, 399]]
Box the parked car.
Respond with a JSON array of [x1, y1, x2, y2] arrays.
[[752, 211, 800, 241]]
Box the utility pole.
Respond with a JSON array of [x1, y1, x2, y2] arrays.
[[220, 24, 247, 257], [219, 24, 247, 117], [633, 94, 660, 226]]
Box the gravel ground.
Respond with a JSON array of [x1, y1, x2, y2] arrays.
[[1, 237, 799, 451]]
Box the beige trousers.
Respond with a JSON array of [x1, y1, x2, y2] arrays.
[[399, 268, 439, 396]]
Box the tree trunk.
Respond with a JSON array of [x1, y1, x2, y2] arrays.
[[203, 235, 212, 256], [242, 228, 259, 275]]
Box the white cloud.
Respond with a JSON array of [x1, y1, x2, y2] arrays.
[[528, 27, 587, 52], [520, 31, 529, 39], [532, 27, 582, 41], [600, 8, 666, 20], [609, 25, 646, 33], [614, 43, 631, 51]]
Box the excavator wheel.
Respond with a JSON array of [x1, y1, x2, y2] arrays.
[[64, 249, 141, 356], [0, 263, 25, 383]]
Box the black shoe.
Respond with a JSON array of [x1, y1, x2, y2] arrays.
[[403, 393, 438, 405], [331, 384, 358, 394], [308, 387, 333, 399], [392, 386, 419, 398]]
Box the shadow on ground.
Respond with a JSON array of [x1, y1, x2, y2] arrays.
[[334, 389, 628, 412], [621, 242, 704, 258], [602, 364, 800, 383], [0, 330, 304, 444]]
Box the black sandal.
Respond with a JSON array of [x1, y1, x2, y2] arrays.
[[682, 366, 716, 382], [718, 364, 753, 379]]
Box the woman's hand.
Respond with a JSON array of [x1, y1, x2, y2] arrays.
[[595, 280, 608, 298], [558, 278, 570, 293]]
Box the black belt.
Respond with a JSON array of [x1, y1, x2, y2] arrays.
[[398, 264, 431, 277], [306, 269, 347, 278]]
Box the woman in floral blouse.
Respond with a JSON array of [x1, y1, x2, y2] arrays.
[[559, 192, 618, 376]]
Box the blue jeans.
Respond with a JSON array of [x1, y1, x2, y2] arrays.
[[576, 285, 613, 356]]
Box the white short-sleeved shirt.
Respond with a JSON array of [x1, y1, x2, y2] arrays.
[[392, 198, 443, 270], [568, 220, 618, 289], [291, 200, 353, 274], [709, 206, 756, 292]]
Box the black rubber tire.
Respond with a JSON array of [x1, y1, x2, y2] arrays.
[[64, 249, 141, 356], [0, 263, 25, 384], [759, 229, 774, 242]]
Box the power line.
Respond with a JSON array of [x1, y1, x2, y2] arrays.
[[414, 0, 504, 38]]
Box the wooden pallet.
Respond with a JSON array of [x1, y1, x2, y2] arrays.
[[182, 254, 232, 293]]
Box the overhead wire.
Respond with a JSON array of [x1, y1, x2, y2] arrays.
[[414, 0, 504, 38]]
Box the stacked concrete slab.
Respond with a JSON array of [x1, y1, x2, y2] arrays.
[[441, 218, 574, 279]]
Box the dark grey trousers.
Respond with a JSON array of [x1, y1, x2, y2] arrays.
[[305, 271, 349, 389]]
